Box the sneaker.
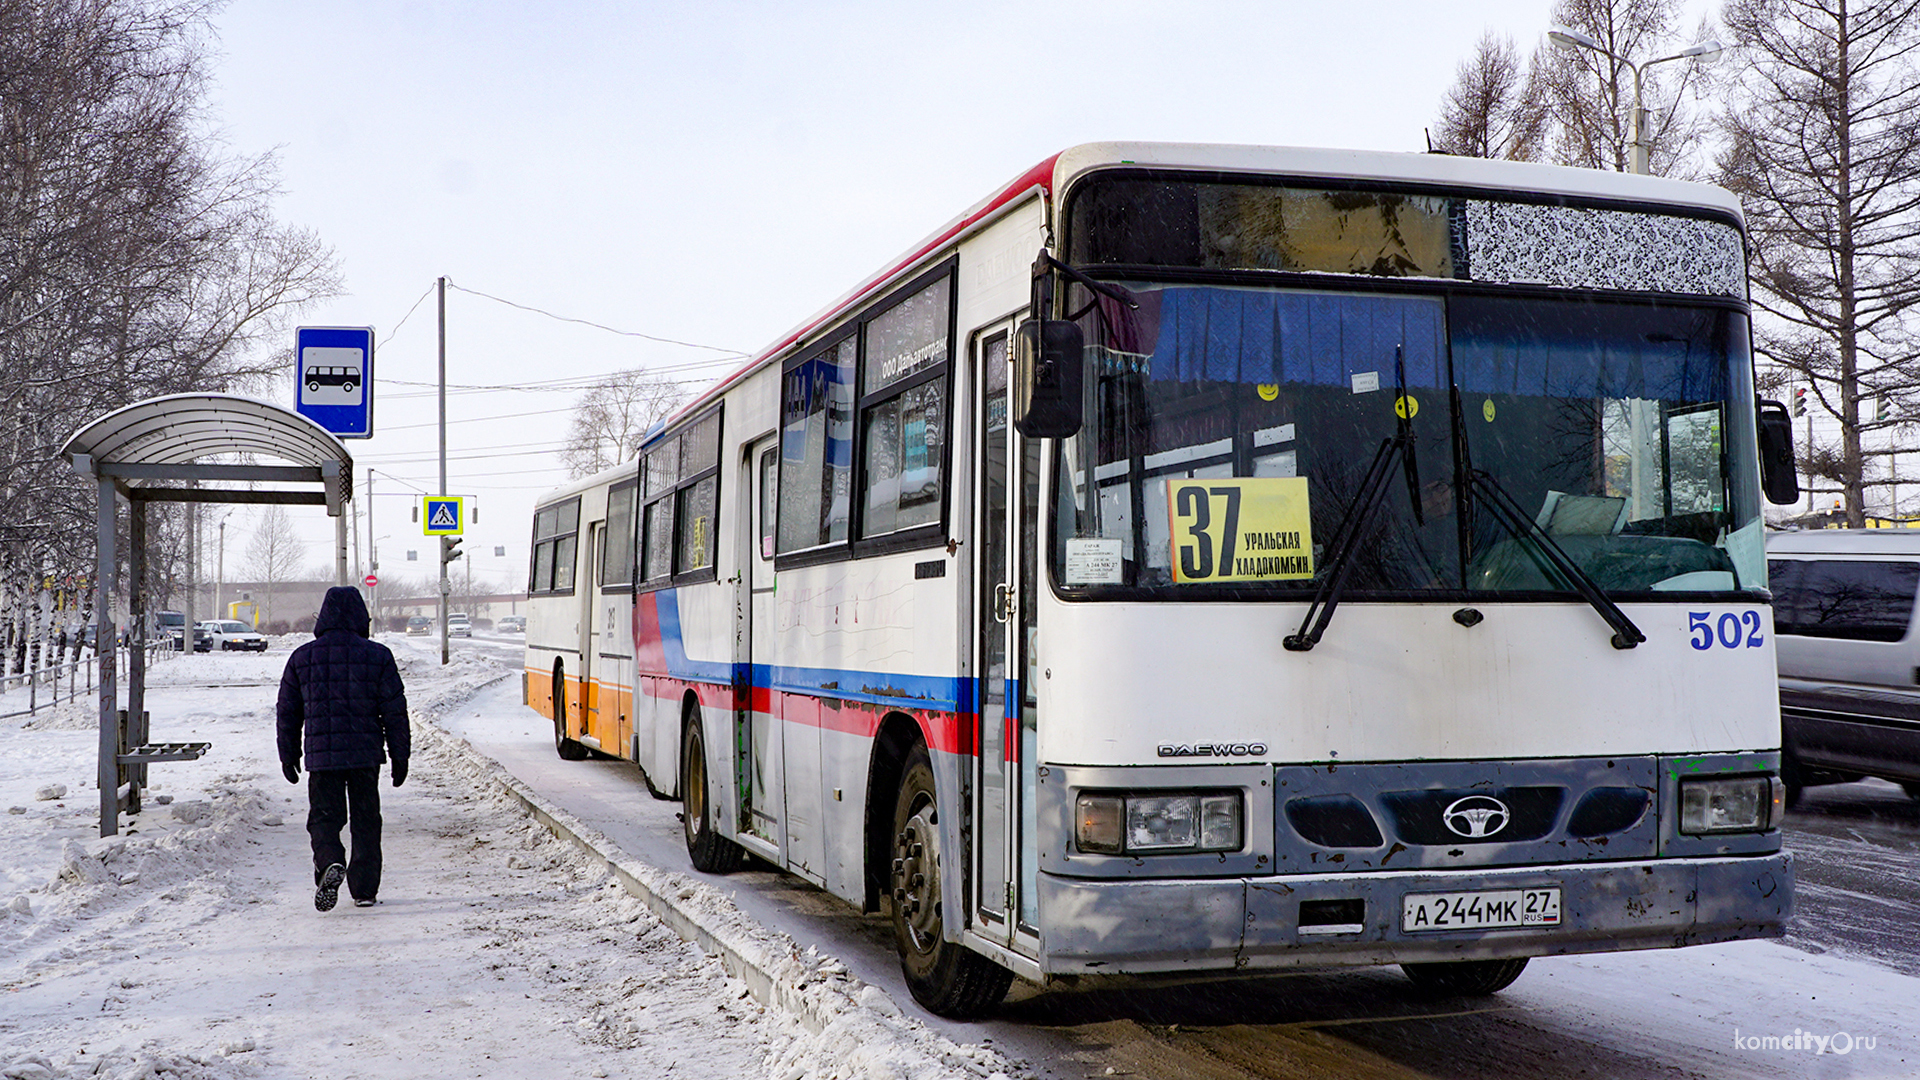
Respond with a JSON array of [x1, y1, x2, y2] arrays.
[[353, 898, 376, 908], [315, 864, 345, 912]]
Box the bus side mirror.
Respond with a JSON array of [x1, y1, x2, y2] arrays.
[[1756, 399, 1800, 504], [1013, 319, 1084, 438]]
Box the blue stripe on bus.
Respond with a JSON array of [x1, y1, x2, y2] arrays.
[[650, 588, 968, 713]]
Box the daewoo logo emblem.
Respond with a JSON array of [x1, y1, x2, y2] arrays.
[[1442, 795, 1511, 839]]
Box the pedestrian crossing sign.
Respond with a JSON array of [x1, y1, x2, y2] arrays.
[[422, 496, 463, 536]]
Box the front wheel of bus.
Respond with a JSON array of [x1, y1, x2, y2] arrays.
[[890, 744, 1012, 1018], [1401, 957, 1529, 995], [681, 717, 745, 874]]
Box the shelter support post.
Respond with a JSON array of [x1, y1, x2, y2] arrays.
[[95, 477, 118, 838], [336, 507, 349, 586], [128, 500, 148, 783]]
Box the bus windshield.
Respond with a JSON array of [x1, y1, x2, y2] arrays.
[[1052, 283, 1764, 599]]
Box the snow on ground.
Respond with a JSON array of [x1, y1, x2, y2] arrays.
[[0, 643, 1018, 1080]]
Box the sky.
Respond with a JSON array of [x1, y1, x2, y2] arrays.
[[199, 0, 1719, 594]]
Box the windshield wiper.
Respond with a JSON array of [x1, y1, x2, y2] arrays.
[[1285, 347, 1422, 652], [1447, 383, 1645, 651]]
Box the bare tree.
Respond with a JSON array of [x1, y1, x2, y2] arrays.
[[0, 0, 339, 658], [242, 505, 307, 626], [1533, 0, 1715, 175], [1432, 31, 1549, 160], [1721, 0, 1920, 526], [560, 368, 686, 479]]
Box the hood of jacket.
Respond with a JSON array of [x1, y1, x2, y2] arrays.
[[313, 585, 371, 638]]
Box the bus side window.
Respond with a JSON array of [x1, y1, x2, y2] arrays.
[[858, 273, 951, 540], [638, 406, 723, 586]]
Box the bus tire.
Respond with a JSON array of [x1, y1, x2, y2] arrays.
[[681, 716, 745, 873], [553, 663, 588, 761], [889, 743, 1011, 1018], [1400, 957, 1529, 995]]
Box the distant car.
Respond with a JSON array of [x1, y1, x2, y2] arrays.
[[156, 611, 188, 650], [446, 613, 472, 638], [199, 619, 268, 652], [191, 624, 213, 652], [406, 616, 431, 636], [496, 615, 525, 634]]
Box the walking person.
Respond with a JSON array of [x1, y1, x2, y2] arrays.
[[277, 586, 410, 911]]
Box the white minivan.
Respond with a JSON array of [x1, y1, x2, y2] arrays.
[[1767, 528, 1920, 803]]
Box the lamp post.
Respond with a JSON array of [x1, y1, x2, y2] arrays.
[[1547, 26, 1725, 174]]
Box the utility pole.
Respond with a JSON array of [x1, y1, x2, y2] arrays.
[[366, 468, 377, 630], [215, 517, 226, 620], [438, 275, 450, 665]]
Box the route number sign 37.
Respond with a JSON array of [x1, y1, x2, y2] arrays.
[[1167, 478, 1316, 584]]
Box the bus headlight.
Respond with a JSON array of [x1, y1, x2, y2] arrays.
[[1679, 775, 1785, 834], [1075, 792, 1243, 854]]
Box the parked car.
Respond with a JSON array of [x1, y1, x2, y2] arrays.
[[1767, 528, 1920, 804], [496, 615, 525, 634], [406, 616, 431, 636], [198, 619, 269, 652], [446, 613, 472, 638]]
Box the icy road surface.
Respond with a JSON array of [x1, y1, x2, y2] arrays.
[[428, 635, 1920, 1080]]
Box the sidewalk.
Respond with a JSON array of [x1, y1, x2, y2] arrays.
[[0, 649, 1016, 1080]]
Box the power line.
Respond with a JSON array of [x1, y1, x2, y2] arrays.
[[380, 283, 437, 348], [443, 280, 749, 358]]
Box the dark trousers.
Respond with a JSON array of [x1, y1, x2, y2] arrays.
[[307, 766, 382, 901]]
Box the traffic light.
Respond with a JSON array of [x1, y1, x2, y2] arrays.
[[1878, 397, 1893, 421], [1794, 387, 1807, 416], [441, 535, 463, 565]]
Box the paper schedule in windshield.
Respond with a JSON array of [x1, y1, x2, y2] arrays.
[[1167, 478, 1315, 583]]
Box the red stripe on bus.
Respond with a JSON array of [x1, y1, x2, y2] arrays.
[[630, 677, 976, 758]]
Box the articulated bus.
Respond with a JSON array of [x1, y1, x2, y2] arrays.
[[526, 142, 1800, 1017]]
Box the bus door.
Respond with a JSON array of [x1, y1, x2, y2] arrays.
[[738, 437, 783, 851], [582, 520, 605, 743], [973, 322, 1042, 947]]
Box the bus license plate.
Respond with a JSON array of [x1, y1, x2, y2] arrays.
[[1402, 888, 1561, 932]]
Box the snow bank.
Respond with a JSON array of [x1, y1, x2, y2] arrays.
[[0, 648, 1021, 1080]]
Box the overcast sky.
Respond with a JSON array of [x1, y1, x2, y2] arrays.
[[202, 0, 1719, 593]]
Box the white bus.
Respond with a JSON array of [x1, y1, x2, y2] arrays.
[[526, 142, 1801, 1017]]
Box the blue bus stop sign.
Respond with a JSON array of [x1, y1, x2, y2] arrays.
[[294, 326, 375, 438]]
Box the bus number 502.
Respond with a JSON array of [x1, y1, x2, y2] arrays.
[[1688, 610, 1764, 651]]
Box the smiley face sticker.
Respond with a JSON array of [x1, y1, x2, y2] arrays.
[[1257, 384, 1279, 402]]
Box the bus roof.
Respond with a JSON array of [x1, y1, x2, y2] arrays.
[[628, 140, 1750, 464], [533, 458, 634, 509]]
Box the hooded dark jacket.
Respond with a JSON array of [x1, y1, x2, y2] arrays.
[[277, 586, 410, 772]]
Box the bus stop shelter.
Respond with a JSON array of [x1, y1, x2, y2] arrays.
[[61, 393, 354, 837]]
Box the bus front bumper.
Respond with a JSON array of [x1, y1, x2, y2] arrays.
[[1034, 853, 1791, 976]]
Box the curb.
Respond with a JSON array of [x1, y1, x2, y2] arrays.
[[412, 715, 846, 1035]]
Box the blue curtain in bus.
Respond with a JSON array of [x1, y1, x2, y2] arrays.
[[1141, 288, 1447, 391], [1450, 300, 1727, 404]]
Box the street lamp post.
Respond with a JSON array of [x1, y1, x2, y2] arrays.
[[1547, 26, 1725, 175]]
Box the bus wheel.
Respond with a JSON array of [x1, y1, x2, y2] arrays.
[[889, 743, 1012, 1018], [1401, 957, 1529, 995], [553, 664, 587, 761], [681, 717, 745, 873]]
